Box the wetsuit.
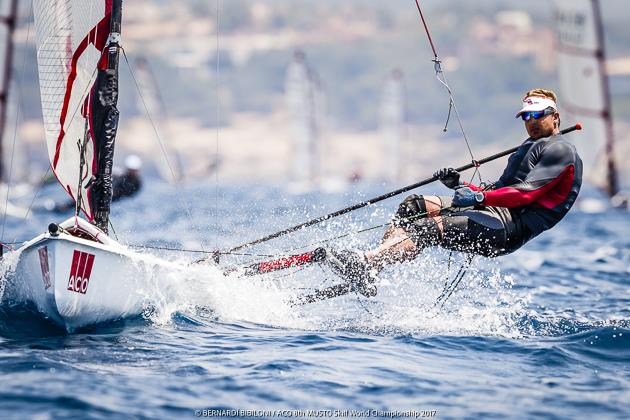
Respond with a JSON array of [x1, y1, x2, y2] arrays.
[[112, 172, 142, 201], [396, 134, 583, 257]]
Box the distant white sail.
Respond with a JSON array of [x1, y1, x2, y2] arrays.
[[380, 69, 405, 183], [0, 0, 19, 183], [33, 0, 113, 219], [553, 0, 618, 196], [285, 51, 321, 187]]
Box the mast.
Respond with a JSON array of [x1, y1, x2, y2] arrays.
[[592, 0, 618, 197], [0, 0, 17, 182], [553, 0, 617, 197], [91, 0, 123, 232], [286, 50, 322, 188]]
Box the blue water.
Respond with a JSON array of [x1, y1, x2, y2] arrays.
[[1, 181, 629, 419]]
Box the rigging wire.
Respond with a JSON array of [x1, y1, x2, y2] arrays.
[[413, 0, 483, 185], [20, 166, 50, 224], [122, 49, 204, 251], [122, 50, 179, 184], [129, 206, 453, 264]]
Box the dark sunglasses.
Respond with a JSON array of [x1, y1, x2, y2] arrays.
[[521, 107, 555, 121]]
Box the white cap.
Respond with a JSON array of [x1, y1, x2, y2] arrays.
[[125, 154, 142, 170], [515, 96, 557, 118]]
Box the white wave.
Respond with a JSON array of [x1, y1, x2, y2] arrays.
[[130, 249, 531, 339]]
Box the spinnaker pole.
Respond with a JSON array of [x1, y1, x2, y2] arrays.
[[92, 0, 123, 233]]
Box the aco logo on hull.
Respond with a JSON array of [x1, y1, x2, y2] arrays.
[[67, 250, 95, 294]]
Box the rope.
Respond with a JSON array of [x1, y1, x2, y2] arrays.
[[433, 253, 474, 310], [122, 49, 179, 183], [0, 242, 15, 251], [152, 204, 454, 267], [108, 219, 118, 241], [413, 0, 483, 185], [122, 48, 204, 252]]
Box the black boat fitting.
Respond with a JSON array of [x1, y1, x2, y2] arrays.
[[48, 223, 60, 237]]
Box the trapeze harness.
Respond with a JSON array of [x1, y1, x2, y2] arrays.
[[395, 135, 583, 257]]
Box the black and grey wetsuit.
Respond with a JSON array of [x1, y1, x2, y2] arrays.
[[396, 134, 583, 257], [112, 172, 142, 201]]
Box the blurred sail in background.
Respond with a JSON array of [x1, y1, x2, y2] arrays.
[[379, 69, 406, 183], [0, 0, 23, 184], [285, 50, 325, 191], [0, 0, 29, 218], [553, 0, 620, 198], [134, 56, 184, 182]]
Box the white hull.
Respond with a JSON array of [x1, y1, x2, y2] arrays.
[[11, 217, 174, 331]]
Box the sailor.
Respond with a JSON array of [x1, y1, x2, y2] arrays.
[[112, 154, 143, 201], [44, 155, 143, 213], [332, 88, 583, 287]]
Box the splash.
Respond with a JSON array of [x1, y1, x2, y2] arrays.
[[132, 247, 532, 338], [0, 248, 23, 303], [291, 251, 532, 338], [129, 252, 300, 328]]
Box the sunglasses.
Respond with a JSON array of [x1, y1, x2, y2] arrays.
[[521, 107, 555, 121]]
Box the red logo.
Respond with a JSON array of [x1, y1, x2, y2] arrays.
[[67, 250, 95, 294]]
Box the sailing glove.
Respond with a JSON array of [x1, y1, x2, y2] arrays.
[[434, 167, 461, 189], [452, 186, 484, 207]]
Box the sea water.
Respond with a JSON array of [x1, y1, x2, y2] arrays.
[[0, 181, 628, 419]]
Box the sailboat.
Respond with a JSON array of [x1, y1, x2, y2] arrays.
[[285, 50, 322, 192], [9, 0, 176, 331], [379, 68, 406, 183], [553, 0, 628, 209]]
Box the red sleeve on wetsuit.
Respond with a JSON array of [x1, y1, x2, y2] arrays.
[[483, 165, 575, 208], [462, 182, 482, 192]]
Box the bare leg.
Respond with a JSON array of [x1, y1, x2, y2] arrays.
[[365, 196, 444, 271]]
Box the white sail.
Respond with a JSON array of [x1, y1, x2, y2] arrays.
[[0, 0, 17, 182], [33, 0, 113, 219], [553, 0, 617, 196], [380, 69, 405, 183], [285, 51, 321, 187]]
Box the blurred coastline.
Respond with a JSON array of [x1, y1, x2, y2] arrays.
[[7, 0, 630, 184]]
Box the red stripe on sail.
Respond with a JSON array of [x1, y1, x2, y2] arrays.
[[51, 1, 113, 219], [53, 13, 112, 168]]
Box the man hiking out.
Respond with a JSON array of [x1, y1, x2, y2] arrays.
[[329, 88, 583, 294]]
